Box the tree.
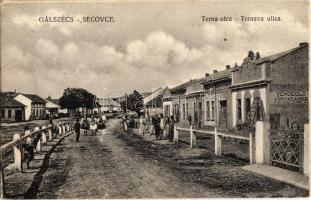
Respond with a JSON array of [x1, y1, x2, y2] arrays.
[[59, 87, 100, 110], [255, 52, 261, 60], [120, 90, 144, 115]]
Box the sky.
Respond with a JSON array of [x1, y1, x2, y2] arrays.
[[1, 0, 309, 99]]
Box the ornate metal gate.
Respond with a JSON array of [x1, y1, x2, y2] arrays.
[[270, 129, 304, 172]]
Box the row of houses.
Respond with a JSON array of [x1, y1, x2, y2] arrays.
[[0, 92, 64, 123], [144, 42, 309, 132], [1, 91, 125, 123]]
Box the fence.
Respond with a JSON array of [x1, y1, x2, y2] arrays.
[[0, 120, 73, 198], [174, 124, 256, 164]]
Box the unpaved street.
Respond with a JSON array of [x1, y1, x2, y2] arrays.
[[36, 119, 221, 198], [7, 119, 307, 198]]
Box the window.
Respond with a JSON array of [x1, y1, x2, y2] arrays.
[[182, 104, 185, 119], [237, 99, 242, 120], [1, 110, 4, 118], [245, 98, 251, 122], [186, 103, 189, 117], [8, 110, 11, 118], [206, 101, 210, 120], [211, 101, 215, 120]]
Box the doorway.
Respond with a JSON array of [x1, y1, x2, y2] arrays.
[[219, 100, 227, 129]]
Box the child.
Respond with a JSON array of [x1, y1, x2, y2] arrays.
[[90, 121, 97, 136]]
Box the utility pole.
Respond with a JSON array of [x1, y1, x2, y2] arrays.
[[125, 93, 127, 113]]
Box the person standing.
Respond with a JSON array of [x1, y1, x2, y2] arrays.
[[74, 118, 81, 143], [123, 114, 128, 131], [159, 114, 165, 140], [168, 115, 176, 142], [139, 115, 145, 135], [150, 115, 155, 135], [154, 114, 161, 140]]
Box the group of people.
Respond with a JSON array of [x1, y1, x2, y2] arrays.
[[123, 113, 177, 142], [74, 115, 106, 143]]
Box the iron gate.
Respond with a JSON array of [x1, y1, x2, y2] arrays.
[[270, 129, 304, 172]]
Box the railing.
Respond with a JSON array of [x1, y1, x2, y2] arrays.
[[0, 120, 73, 198], [174, 125, 255, 164], [270, 129, 304, 172]]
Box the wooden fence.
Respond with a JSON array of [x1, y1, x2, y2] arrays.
[[174, 125, 255, 164], [0, 120, 73, 198]]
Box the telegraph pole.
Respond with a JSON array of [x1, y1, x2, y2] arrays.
[[125, 93, 127, 113]]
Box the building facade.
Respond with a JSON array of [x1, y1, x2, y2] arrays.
[[202, 67, 233, 130], [230, 43, 309, 131], [14, 94, 47, 120], [0, 93, 25, 122]]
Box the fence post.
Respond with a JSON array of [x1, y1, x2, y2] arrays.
[[13, 133, 22, 171], [174, 125, 179, 142], [249, 132, 255, 164], [214, 127, 222, 156], [58, 124, 62, 135], [25, 130, 31, 144], [0, 148, 5, 199], [62, 125, 66, 134], [48, 128, 53, 141], [304, 124, 309, 176], [41, 126, 47, 145], [255, 121, 270, 164], [34, 127, 41, 152], [190, 125, 197, 148]]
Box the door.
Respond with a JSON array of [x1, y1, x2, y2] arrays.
[[198, 102, 202, 128], [15, 110, 23, 122], [219, 100, 227, 129]]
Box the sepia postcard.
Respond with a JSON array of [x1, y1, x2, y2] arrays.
[[0, 0, 310, 199]]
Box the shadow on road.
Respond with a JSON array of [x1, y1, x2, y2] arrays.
[[6, 133, 72, 199]]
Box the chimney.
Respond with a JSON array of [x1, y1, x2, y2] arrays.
[[213, 70, 218, 74], [226, 65, 230, 69], [205, 73, 210, 77], [299, 42, 308, 46]]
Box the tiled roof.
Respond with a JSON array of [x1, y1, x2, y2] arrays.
[[1, 94, 25, 108], [201, 68, 233, 85], [255, 43, 307, 64], [170, 79, 197, 93], [22, 94, 47, 103]]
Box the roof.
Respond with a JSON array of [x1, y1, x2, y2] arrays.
[[45, 99, 60, 108], [170, 79, 196, 94], [202, 68, 233, 85], [185, 77, 205, 95], [22, 94, 47, 104], [143, 88, 164, 105], [0, 94, 26, 108], [49, 98, 60, 105], [141, 92, 152, 98], [255, 43, 308, 64]]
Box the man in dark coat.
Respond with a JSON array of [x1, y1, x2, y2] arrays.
[[74, 118, 81, 143], [153, 114, 161, 140]]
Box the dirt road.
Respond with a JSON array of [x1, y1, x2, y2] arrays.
[[36, 119, 223, 198], [6, 119, 307, 198]]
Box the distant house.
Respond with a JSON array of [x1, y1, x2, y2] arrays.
[[14, 94, 47, 120], [49, 98, 68, 114], [144, 87, 170, 116], [0, 93, 26, 122], [45, 99, 60, 117], [102, 98, 121, 113]]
